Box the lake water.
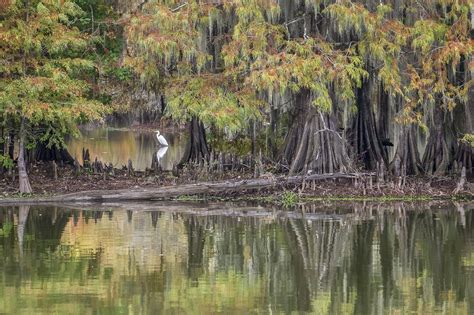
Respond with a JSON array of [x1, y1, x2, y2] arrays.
[[66, 128, 187, 171], [0, 202, 472, 314]]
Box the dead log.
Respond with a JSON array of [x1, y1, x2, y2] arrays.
[[10, 172, 372, 203]]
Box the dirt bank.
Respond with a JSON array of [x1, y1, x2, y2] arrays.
[[1, 162, 473, 204]]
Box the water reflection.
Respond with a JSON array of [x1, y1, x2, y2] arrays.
[[0, 202, 473, 314], [66, 128, 186, 171], [156, 146, 168, 166]]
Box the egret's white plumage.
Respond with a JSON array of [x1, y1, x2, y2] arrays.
[[155, 130, 169, 146], [156, 146, 168, 164]]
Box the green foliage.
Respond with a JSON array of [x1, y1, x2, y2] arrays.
[[0, 0, 108, 149], [109, 67, 133, 82], [281, 191, 299, 207], [412, 20, 448, 53], [166, 75, 262, 131], [125, 0, 471, 134], [125, 0, 372, 131], [461, 134, 474, 147], [1, 0, 469, 175], [0, 154, 13, 169], [0, 221, 12, 237]]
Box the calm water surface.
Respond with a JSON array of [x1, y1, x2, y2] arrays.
[[66, 128, 187, 171], [0, 202, 473, 314]]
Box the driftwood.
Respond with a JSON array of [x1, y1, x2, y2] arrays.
[[0, 172, 372, 204]]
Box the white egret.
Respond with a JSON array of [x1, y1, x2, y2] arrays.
[[155, 130, 169, 146]]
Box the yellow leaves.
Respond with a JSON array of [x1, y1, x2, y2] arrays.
[[412, 20, 447, 54], [460, 134, 474, 147], [407, 9, 472, 114], [324, 2, 377, 37], [242, 38, 369, 113], [36, 3, 50, 16], [0, 1, 107, 152], [378, 61, 402, 95], [0, 71, 107, 128], [125, 0, 473, 136], [126, 2, 212, 80], [375, 3, 392, 18], [332, 54, 367, 105], [225, 20, 370, 112], [164, 74, 261, 132], [0, 0, 90, 79], [324, 2, 408, 100], [312, 88, 332, 112], [396, 99, 425, 129], [435, 40, 473, 70]]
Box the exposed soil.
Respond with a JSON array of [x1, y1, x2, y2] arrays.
[[0, 162, 254, 197], [1, 163, 157, 196], [0, 162, 472, 200]]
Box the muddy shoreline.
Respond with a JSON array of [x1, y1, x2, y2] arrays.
[[1, 162, 473, 205]]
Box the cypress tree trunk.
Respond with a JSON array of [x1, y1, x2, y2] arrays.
[[179, 116, 210, 167], [18, 118, 32, 193], [0, 127, 3, 157], [453, 59, 474, 174], [281, 93, 307, 168], [455, 142, 473, 175], [34, 141, 75, 164], [282, 91, 352, 175], [0, 127, 3, 174], [8, 131, 15, 160], [268, 108, 279, 159], [390, 126, 423, 175], [422, 104, 453, 175], [352, 76, 387, 170]]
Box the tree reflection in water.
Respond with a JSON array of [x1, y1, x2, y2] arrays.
[[0, 202, 472, 314]]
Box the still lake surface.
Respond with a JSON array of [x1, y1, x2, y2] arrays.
[[0, 202, 472, 314], [66, 128, 187, 171]]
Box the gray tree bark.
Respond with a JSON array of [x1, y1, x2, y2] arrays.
[[18, 118, 32, 193]]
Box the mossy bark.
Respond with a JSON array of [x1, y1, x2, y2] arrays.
[[282, 91, 352, 175]]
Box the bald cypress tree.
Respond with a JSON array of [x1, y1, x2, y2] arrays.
[[124, 0, 472, 175], [0, 0, 108, 192]]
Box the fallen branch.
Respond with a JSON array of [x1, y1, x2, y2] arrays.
[[0, 172, 372, 204]]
